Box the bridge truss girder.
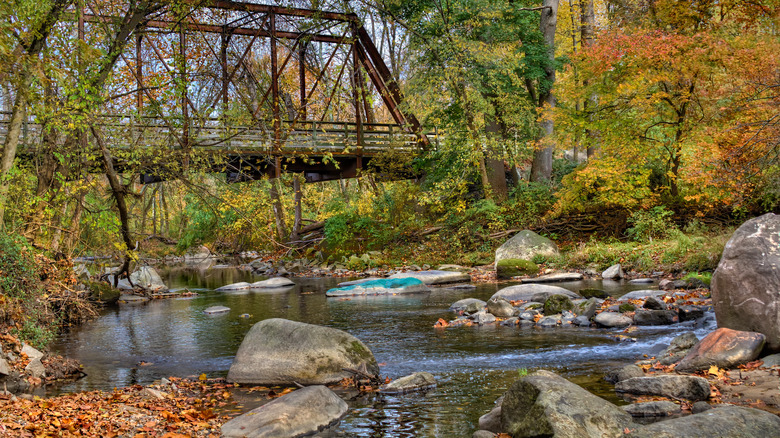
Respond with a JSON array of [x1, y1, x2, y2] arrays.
[[76, 0, 428, 182]]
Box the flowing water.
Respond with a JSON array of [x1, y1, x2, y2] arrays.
[[51, 267, 716, 437]]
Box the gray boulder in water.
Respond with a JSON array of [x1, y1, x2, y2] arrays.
[[626, 405, 780, 438], [227, 318, 378, 386], [380, 372, 437, 394], [221, 385, 348, 438], [491, 284, 581, 303], [711, 213, 780, 352], [501, 370, 634, 438]]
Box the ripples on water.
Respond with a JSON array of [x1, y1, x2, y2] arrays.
[[51, 268, 716, 437]]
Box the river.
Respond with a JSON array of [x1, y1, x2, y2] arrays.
[[51, 267, 716, 437]]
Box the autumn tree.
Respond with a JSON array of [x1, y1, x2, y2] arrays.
[[553, 0, 780, 213]]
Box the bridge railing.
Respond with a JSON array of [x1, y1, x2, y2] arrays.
[[0, 111, 426, 156]]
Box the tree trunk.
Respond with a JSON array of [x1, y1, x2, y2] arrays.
[[270, 179, 288, 241], [290, 174, 302, 241], [484, 112, 508, 202], [530, 0, 560, 183], [65, 185, 87, 253], [92, 127, 135, 287], [0, 0, 72, 228]]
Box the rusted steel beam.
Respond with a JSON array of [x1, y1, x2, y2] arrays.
[[221, 27, 229, 109], [356, 26, 429, 148], [81, 14, 347, 43], [318, 45, 353, 123], [187, 0, 359, 23], [299, 42, 307, 119], [136, 33, 143, 112], [354, 43, 405, 126], [351, 37, 363, 149]]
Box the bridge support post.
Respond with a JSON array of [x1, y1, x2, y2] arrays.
[[270, 13, 281, 152]]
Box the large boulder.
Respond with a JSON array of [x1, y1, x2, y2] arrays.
[[500, 370, 634, 438], [221, 385, 348, 438], [325, 278, 430, 297], [129, 266, 168, 292], [615, 375, 710, 401], [491, 284, 580, 303], [227, 319, 379, 385], [602, 264, 624, 280], [626, 405, 780, 438], [711, 213, 780, 352], [388, 270, 471, 285], [676, 327, 765, 372], [185, 245, 215, 270], [495, 230, 560, 268]]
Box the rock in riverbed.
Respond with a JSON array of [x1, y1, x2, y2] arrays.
[[326, 278, 430, 297], [711, 213, 780, 352], [491, 284, 581, 303], [227, 318, 378, 386], [626, 405, 780, 437], [388, 270, 471, 285], [450, 298, 486, 314], [501, 370, 634, 438], [250, 277, 295, 288], [203, 306, 230, 315], [521, 272, 584, 284], [215, 282, 252, 292], [676, 327, 765, 372], [615, 375, 710, 401], [380, 372, 436, 394], [221, 385, 348, 438]]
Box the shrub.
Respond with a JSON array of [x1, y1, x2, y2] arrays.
[[626, 206, 677, 242], [0, 233, 56, 349]]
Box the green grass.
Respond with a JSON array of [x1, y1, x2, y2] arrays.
[[561, 228, 732, 273]]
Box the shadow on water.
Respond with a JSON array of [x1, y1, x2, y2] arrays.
[[50, 267, 714, 437]]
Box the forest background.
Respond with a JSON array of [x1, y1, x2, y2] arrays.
[[0, 0, 778, 310]]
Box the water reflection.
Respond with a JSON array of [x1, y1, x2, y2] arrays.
[[51, 267, 712, 437]]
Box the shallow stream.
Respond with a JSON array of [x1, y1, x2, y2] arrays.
[[51, 267, 715, 437]]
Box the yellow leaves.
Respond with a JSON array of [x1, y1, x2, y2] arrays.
[[709, 365, 727, 378], [198, 373, 207, 381]]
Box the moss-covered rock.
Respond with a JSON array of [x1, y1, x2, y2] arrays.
[[227, 318, 379, 385], [84, 280, 121, 304], [543, 294, 574, 315], [496, 259, 538, 279], [619, 303, 636, 313], [579, 288, 609, 299]]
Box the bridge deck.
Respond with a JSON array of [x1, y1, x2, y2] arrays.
[[1, 112, 432, 183]]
